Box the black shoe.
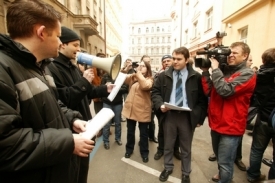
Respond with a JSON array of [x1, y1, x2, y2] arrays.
[[142, 157, 149, 163], [116, 140, 122, 146], [111, 122, 115, 126], [104, 143, 110, 150], [181, 175, 190, 183], [247, 174, 266, 182], [208, 153, 217, 161], [174, 151, 181, 160], [154, 151, 164, 160], [262, 158, 273, 167], [149, 137, 158, 143], [235, 159, 246, 171], [125, 152, 132, 158], [159, 169, 173, 182]]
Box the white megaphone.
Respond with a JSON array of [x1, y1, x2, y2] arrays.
[[76, 52, 122, 80]]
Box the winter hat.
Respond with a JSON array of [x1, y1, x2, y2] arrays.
[[60, 26, 80, 43], [161, 55, 172, 61]]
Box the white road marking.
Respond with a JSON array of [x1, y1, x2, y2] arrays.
[[121, 157, 181, 183]]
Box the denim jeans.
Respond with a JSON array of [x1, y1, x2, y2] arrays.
[[211, 130, 241, 183], [247, 121, 275, 180], [102, 103, 122, 143]]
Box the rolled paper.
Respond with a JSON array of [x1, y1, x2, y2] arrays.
[[81, 108, 115, 139], [107, 72, 127, 102]]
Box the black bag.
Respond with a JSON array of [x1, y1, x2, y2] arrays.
[[247, 106, 259, 126]]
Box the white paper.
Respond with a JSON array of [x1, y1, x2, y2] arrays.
[[164, 102, 192, 111], [80, 108, 115, 139], [107, 72, 127, 102]]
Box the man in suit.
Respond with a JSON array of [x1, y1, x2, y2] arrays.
[[152, 47, 208, 183]]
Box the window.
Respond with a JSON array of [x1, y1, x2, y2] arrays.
[[138, 49, 141, 55], [168, 26, 171, 32], [146, 38, 148, 44], [157, 48, 159, 54], [193, 21, 198, 38], [146, 48, 148, 54], [138, 38, 141, 44], [205, 8, 213, 30], [151, 27, 154, 33], [185, 29, 188, 43], [138, 28, 141, 33], [151, 37, 154, 43], [168, 37, 170, 43], [240, 27, 248, 43], [157, 37, 159, 43], [162, 48, 165, 54], [157, 27, 160, 32], [167, 47, 170, 54], [132, 27, 134, 34], [132, 48, 134, 54], [146, 27, 149, 33], [151, 48, 153, 54], [162, 37, 165, 43], [132, 38, 134, 44]]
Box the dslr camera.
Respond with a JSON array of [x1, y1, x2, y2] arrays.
[[195, 32, 231, 68], [132, 61, 139, 68]]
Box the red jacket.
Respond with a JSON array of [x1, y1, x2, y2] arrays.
[[202, 62, 256, 135]]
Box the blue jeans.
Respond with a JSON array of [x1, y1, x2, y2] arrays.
[[102, 103, 122, 143], [211, 130, 241, 183], [247, 121, 275, 180]]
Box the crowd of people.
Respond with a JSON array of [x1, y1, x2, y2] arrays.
[[0, 1, 274, 183]]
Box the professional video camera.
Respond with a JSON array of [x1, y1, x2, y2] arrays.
[[195, 32, 231, 68]]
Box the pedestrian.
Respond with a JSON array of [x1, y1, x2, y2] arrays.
[[201, 42, 256, 183], [153, 54, 181, 161], [0, 1, 94, 182], [101, 72, 128, 149], [48, 26, 114, 183], [121, 60, 153, 163], [152, 47, 208, 183], [247, 48, 275, 182]]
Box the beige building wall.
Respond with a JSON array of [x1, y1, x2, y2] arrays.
[[105, 0, 123, 57], [222, 0, 275, 68]]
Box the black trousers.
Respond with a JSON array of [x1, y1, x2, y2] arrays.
[[125, 119, 150, 157]]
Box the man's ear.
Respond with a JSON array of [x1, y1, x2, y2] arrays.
[[35, 25, 46, 41]]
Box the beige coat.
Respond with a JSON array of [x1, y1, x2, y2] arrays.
[[122, 72, 153, 122]]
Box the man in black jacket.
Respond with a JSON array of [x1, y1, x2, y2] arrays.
[[0, 1, 94, 183], [48, 26, 114, 183], [152, 47, 208, 183]]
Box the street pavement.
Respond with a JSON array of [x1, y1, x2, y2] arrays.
[[87, 104, 273, 183]]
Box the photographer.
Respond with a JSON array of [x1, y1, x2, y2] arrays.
[[201, 42, 256, 183]]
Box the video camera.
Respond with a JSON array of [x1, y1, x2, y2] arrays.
[[195, 32, 231, 68]]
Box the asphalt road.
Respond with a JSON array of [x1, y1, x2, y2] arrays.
[[87, 104, 273, 183]]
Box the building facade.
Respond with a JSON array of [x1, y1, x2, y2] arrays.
[[128, 18, 172, 71], [171, 0, 275, 68], [222, 0, 275, 67], [105, 0, 123, 57], [171, 0, 224, 58]]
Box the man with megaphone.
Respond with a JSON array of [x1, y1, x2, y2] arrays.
[[48, 26, 115, 183]]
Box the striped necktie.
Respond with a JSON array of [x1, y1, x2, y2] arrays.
[[175, 71, 183, 107]]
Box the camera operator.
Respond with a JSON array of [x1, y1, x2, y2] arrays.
[[201, 42, 256, 183]]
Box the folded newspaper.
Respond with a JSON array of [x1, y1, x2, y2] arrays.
[[81, 108, 115, 139], [164, 102, 192, 111]]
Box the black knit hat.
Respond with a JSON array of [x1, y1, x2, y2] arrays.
[[60, 26, 80, 43], [161, 55, 172, 61]]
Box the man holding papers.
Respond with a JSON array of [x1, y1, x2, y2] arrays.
[[151, 47, 208, 183]]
